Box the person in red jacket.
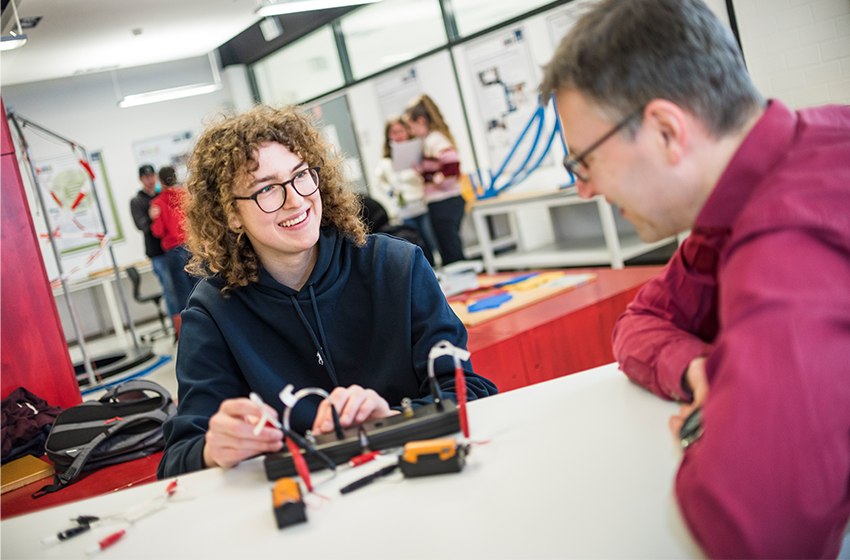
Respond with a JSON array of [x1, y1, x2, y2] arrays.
[[150, 166, 195, 337], [540, 0, 850, 557]]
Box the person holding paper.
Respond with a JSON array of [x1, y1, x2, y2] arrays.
[[540, 0, 850, 557], [157, 105, 497, 478], [405, 95, 467, 266], [373, 115, 438, 266]]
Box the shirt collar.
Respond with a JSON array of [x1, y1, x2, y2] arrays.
[[694, 99, 798, 230]]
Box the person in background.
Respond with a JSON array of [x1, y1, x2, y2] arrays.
[[150, 165, 194, 338], [540, 0, 850, 557], [129, 164, 178, 326], [373, 115, 438, 267], [157, 105, 497, 479], [405, 95, 466, 266]]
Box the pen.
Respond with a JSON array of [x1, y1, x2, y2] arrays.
[[340, 462, 399, 494]]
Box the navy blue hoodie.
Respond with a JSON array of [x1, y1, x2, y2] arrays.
[[158, 228, 497, 478]]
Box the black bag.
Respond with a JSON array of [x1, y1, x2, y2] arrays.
[[33, 380, 176, 498]]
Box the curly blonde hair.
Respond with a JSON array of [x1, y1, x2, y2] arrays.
[[185, 105, 366, 292]]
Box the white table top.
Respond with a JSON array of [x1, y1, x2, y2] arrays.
[[3, 364, 705, 559]]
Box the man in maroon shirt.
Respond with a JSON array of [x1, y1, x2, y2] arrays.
[[540, 0, 850, 557]]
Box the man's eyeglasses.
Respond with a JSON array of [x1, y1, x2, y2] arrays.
[[563, 107, 644, 182], [234, 167, 321, 213]]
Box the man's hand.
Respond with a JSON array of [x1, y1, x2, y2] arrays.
[[312, 385, 399, 435], [669, 356, 708, 440], [148, 205, 161, 220], [203, 398, 283, 469]]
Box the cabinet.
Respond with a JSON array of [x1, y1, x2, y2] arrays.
[[469, 188, 676, 274]]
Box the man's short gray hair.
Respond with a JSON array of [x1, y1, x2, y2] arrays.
[[540, 0, 764, 137]]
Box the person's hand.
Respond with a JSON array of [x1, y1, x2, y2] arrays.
[[668, 356, 708, 440], [312, 385, 400, 435], [148, 205, 161, 220], [203, 397, 284, 469]]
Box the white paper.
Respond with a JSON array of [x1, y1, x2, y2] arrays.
[[390, 138, 423, 172]]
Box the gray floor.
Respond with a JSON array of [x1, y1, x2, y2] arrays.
[[67, 320, 179, 401]]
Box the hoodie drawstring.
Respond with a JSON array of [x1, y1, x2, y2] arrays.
[[290, 288, 339, 387]]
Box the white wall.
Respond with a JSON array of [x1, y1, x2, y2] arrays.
[[733, 0, 850, 107], [2, 66, 252, 282], [4, 0, 845, 283]]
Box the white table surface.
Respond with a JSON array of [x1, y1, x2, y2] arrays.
[[2, 364, 704, 559]]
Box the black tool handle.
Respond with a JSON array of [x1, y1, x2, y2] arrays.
[[339, 463, 399, 494]]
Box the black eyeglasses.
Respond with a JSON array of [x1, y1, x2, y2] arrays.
[[563, 107, 644, 182], [234, 167, 321, 213]]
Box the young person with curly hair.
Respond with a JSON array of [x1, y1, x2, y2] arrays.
[[157, 105, 497, 478]]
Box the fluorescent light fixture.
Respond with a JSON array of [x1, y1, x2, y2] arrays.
[[0, 34, 27, 51], [256, 0, 382, 17], [117, 51, 223, 108], [118, 83, 223, 108], [1, 0, 28, 51]]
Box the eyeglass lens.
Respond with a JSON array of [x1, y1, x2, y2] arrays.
[[256, 168, 319, 212]]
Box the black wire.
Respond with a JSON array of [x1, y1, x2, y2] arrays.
[[330, 404, 345, 440], [282, 428, 337, 471]]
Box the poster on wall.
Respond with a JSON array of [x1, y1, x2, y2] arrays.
[[34, 150, 123, 255], [133, 131, 194, 184], [465, 27, 545, 174], [374, 67, 422, 121], [546, 0, 592, 48], [307, 95, 367, 193]]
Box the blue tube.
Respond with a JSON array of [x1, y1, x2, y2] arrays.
[[505, 121, 559, 189], [473, 95, 573, 199], [489, 104, 540, 190], [500, 104, 545, 191]]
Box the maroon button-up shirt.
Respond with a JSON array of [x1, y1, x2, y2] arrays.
[[613, 99, 850, 558]]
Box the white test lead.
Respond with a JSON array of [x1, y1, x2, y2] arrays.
[[249, 392, 283, 435]]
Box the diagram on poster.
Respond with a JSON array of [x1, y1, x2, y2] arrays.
[[374, 67, 422, 121], [133, 131, 194, 184], [465, 27, 544, 173], [35, 151, 123, 255]]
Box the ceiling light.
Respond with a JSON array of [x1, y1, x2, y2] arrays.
[[0, 34, 27, 51], [118, 83, 223, 108], [256, 0, 382, 17], [117, 51, 222, 108]]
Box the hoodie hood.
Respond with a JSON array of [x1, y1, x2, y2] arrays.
[[253, 227, 346, 299]]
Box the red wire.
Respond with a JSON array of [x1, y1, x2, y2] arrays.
[[286, 436, 313, 492], [455, 362, 469, 438]]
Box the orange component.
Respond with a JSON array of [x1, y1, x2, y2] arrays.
[[403, 438, 457, 464], [272, 478, 301, 508]]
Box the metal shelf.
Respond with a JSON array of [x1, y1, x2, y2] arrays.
[[469, 189, 676, 274]]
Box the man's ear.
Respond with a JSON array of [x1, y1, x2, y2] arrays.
[[643, 99, 689, 166]]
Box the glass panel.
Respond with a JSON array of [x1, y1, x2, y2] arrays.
[[341, 0, 447, 79], [452, 0, 553, 37], [252, 27, 344, 105]]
